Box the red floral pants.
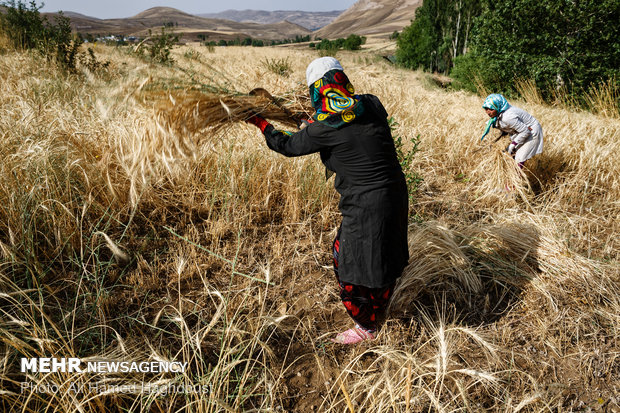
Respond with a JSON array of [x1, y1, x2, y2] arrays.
[[333, 233, 394, 331]]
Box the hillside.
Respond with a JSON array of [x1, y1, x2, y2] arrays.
[[43, 6, 312, 41], [38, 2, 425, 42], [315, 0, 423, 38], [197, 9, 343, 31]]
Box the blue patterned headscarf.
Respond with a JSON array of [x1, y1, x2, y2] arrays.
[[481, 94, 511, 140]]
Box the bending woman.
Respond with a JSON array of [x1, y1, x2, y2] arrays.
[[481, 93, 543, 167], [246, 57, 409, 344]]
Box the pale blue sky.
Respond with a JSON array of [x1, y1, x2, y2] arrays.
[[39, 1, 358, 19]]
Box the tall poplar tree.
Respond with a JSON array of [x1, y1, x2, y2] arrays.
[[396, 0, 481, 72]]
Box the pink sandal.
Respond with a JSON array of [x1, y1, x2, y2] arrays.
[[331, 325, 376, 345]]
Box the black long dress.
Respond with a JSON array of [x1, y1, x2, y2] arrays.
[[262, 94, 409, 288]]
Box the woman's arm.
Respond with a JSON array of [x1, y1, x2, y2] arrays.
[[263, 125, 325, 157], [246, 115, 326, 157]]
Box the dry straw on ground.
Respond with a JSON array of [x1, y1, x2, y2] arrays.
[[0, 44, 618, 412]]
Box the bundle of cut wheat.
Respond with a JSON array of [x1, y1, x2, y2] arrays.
[[144, 89, 312, 135], [389, 219, 545, 315], [467, 144, 531, 205], [388, 222, 482, 315]]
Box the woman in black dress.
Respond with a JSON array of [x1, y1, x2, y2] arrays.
[[246, 57, 409, 344]]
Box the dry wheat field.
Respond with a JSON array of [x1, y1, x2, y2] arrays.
[[0, 43, 619, 412]]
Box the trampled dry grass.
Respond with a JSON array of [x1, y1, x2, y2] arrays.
[[0, 44, 618, 412]]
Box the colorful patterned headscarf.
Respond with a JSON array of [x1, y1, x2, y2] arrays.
[[307, 65, 365, 129], [481, 93, 511, 140]]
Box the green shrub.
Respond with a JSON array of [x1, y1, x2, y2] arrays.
[[183, 48, 201, 60], [390, 117, 423, 199], [44, 12, 81, 71], [0, 1, 108, 73], [315, 34, 365, 54], [343, 34, 365, 51], [79, 47, 110, 72], [145, 26, 179, 64], [261, 57, 292, 78], [203, 41, 216, 52], [449, 53, 490, 94], [316, 39, 340, 56], [0, 0, 46, 49]]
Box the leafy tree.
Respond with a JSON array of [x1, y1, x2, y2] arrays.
[[396, 0, 481, 72], [396, 13, 434, 70], [455, 0, 620, 98], [397, 0, 618, 107], [468, 0, 620, 97]]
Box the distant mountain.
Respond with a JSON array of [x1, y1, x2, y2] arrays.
[[42, 7, 312, 42], [40, 2, 420, 43], [314, 0, 422, 39], [60, 11, 101, 20], [197, 9, 344, 31]]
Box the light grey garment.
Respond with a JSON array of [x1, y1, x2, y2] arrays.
[[497, 106, 543, 163]]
